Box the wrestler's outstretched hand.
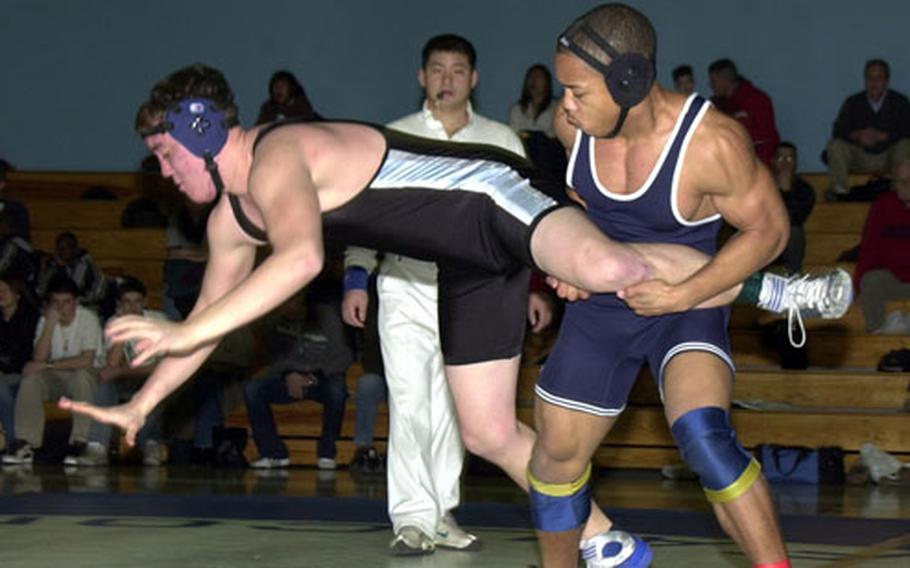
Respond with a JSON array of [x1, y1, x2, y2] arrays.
[[545, 276, 591, 302], [619, 278, 690, 316], [106, 315, 198, 366], [58, 397, 146, 447]]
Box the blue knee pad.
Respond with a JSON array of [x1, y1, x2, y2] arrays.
[[670, 407, 761, 503], [528, 463, 592, 532]]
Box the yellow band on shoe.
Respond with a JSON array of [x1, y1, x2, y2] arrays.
[[704, 458, 762, 503], [528, 462, 592, 497]]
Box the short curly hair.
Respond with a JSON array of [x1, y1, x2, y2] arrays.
[[135, 63, 239, 137]]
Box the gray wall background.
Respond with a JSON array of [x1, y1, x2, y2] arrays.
[[1, 0, 908, 171]]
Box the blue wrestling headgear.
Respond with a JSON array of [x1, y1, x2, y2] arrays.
[[164, 98, 232, 194], [559, 19, 655, 138], [166, 98, 230, 158]]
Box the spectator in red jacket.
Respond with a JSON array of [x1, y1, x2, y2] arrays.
[[855, 158, 910, 333], [709, 59, 780, 167]]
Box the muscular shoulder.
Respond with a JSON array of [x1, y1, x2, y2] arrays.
[[686, 107, 759, 195]]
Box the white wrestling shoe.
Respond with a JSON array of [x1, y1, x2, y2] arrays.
[[580, 530, 653, 568], [783, 268, 853, 348]]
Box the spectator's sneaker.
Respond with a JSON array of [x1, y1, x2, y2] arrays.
[[434, 513, 482, 551], [580, 530, 653, 567], [317, 457, 337, 470], [249, 456, 291, 469], [390, 525, 435, 556], [873, 311, 909, 335], [142, 440, 162, 466], [2, 441, 34, 465], [783, 269, 853, 348], [350, 446, 384, 473], [64, 441, 108, 466]]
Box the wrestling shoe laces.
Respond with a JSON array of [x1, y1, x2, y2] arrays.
[[785, 268, 853, 348]]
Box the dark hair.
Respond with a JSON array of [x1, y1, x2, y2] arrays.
[[422, 34, 477, 69], [55, 231, 78, 248], [558, 3, 657, 66], [865, 58, 890, 79], [47, 276, 80, 298], [0, 272, 32, 304], [135, 63, 239, 137], [0, 159, 12, 183], [268, 70, 305, 99], [708, 58, 738, 80], [777, 141, 797, 154], [672, 65, 693, 82], [519, 64, 554, 120], [117, 276, 147, 300]]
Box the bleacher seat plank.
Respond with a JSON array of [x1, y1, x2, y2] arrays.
[[29, 200, 130, 230], [804, 202, 870, 234], [732, 330, 908, 368], [6, 171, 146, 200], [803, 233, 861, 265], [32, 228, 167, 260]]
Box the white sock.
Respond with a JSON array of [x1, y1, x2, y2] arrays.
[[757, 273, 789, 313]]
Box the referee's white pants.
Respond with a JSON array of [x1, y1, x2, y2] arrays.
[[378, 263, 464, 536]]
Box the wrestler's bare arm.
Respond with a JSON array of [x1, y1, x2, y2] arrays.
[[625, 111, 788, 312], [61, 201, 258, 443]]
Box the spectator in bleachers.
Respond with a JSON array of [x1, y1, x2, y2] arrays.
[[0, 273, 39, 453], [772, 142, 816, 273], [2, 277, 103, 465], [35, 231, 107, 308], [244, 263, 350, 471], [348, 277, 387, 474], [509, 64, 557, 138], [826, 59, 910, 200], [0, 159, 30, 241], [64, 277, 166, 466], [163, 199, 210, 321], [708, 58, 780, 167], [854, 158, 910, 334], [0, 213, 37, 286], [672, 64, 695, 96], [255, 70, 319, 125]]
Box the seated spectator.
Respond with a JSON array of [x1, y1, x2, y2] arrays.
[[855, 158, 910, 334], [0, 273, 40, 453], [672, 64, 695, 96], [255, 70, 319, 125], [2, 277, 103, 465], [826, 59, 910, 199], [0, 159, 30, 241], [509, 64, 557, 138], [163, 198, 210, 321], [244, 263, 351, 471], [0, 213, 37, 286], [708, 58, 780, 166], [772, 142, 816, 273], [349, 277, 387, 473], [64, 277, 166, 466], [35, 232, 107, 308]]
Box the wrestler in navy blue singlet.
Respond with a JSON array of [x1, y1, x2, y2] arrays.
[[229, 120, 565, 365], [536, 95, 734, 416]]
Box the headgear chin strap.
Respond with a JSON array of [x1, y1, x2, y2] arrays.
[[559, 20, 655, 138], [165, 98, 232, 195]]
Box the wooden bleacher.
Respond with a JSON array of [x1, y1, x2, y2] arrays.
[[19, 170, 910, 471]]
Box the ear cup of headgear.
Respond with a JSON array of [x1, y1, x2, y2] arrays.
[[605, 53, 655, 108], [166, 98, 230, 159]]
